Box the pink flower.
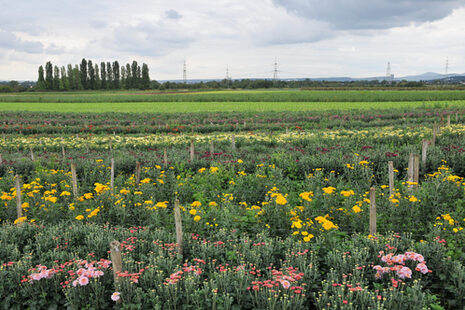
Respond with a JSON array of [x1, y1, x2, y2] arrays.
[[280, 280, 291, 289], [397, 267, 412, 279], [111, 292, 120, 302], [78, 276, 89, 286]]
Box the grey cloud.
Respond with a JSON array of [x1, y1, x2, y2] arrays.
[[273, 0, 464, 30], [0, 30, 43, 53], [45, 44, 66, 54], [165, 9, 182, 19], [111, 21, 193, 56]]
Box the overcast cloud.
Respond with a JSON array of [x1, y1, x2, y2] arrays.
[[0, 0, 464, 80]]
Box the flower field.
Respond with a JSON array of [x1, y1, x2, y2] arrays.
[[1, 104, 465, 309]]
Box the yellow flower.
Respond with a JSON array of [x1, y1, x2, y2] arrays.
[[359, 160, 369, 165], [346, 163, 354, 169], [275, 194, 287, 205], [340, 190, 355, 197], [140, 178, 151, 184], [69, 203, 75, 211], [45, 196, 57, 203], [191, 201, 202, 208], [209, 201, 217, 207], [322, 187, 336, 194], [60, 191, 71, 196], [14, 216, 27, 225], [299, 192, 313, 202], [210, 167, 219, 173], [303, 234, 314, 242], [198, 168, 206, 173], [144, 200, 153, 205], [189, 209, 197, 215], [237, 159, 243, 164], [158, 179, 164, 184], [75, 215, 84, 220], [21, 202, 30, 209], [193, 215, 201, 222], [120, 189, 130, 195], [96, 159, 103, 163], [84, 193, 93, 199], [352, 205, 362, 213], [408, 195, 418, 202], [292, 221, 302, 229]]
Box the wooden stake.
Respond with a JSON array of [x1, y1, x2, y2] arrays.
[[407, 153, 420, 190], [388, 161, 394, 199], [231, 134, 236, 151], [190, 140, 195, 161], [421, 140, 429, 164], [369, 187, 376, 235], [163, 148, 168, 168], [432, 122, 437, 146], [456, 112, 458, 123], [135, 161, 141, 186], [110, 158, 115, 191], [71, 163, 78, 196], [0, 153, 3, 164], [109, 137, 113, 153], [109, 241, 123, 285], [286, 127, 289, 134], [30, 147, 34, 161], [210, 140, 214, 155], [447, 114, 451, 127], [174, 199, 183, 257], [15, 175, 22, 219]]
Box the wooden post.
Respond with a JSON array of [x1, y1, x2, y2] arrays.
[[190, 140, 195, 161], [109, 137, 113, 153], [174, 199, 183, 257], [408, 153, 420, 190], [422, 140, 429, 164], [110, 158, 115, 191], [210, 140, 214, 155], [432, 122, 437, 146], [286, 127, 289, 134], [369, 187, 376, 235], [456, 112, 458, 123], [15, 175, 22, 219], [388, 161, 394, 198], [243, 120, 246, 128], [135, 161, 141, 186], [231, 134, 236, 151], [109, 241, 123, 285], [30, 147, 34, 161], [71, 163, 78, 196], [447, 114, 451, 127], [163, 148, 168, 168], [0, 153, 2, 164]]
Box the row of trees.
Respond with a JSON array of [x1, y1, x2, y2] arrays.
[[37, 59, 150, 91]]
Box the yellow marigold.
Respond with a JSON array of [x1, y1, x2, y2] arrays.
[[156, 201, 168, 208], [189, 209, 197, 215], [198, 168, 206, 173], [144, 200, 153, 205], [45, 196, 58, 203], [1, 192, 13, 200], [75, 215, 84, 221], [120, 189, 130, 195], [359, 160, 369, 165], [158, 179, 164, 184], [14, 216, 27, 225], [346, 163, 354, 169], [299, 192, 313, 202], [303, 234, 314, 242], [60, 191, 71, 196], [210, 167, 219, 173], [191, 201, 202, 208], [292, 221, 302, 229], [322, 220, 337, 230], [140, 178, 151, 184], [408, 195, 418, 202], [352, 205, 362, 213], [83, 193, 93, 199], [21, 202, 30, 209], [237, 159, 243, 164], [275, 194, 287, 205], [209, 201, 217, 207], [322, 187, 336, 194], [340, 190, 355, 197], [193, 215, 201, 222]]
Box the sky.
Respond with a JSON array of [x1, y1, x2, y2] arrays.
[[1, 0, 465, 81]]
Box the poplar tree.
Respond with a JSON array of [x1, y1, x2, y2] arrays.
[[141, 63, 150, 89], [60, 66, 69, 90], [88, 60, 95, 89], [80, 58, 88, 89], [53, 65, 61, 90], [126, 63, 132, 88], [45, 61, 53, 90], [37, 65, 46, 90], [106, 62, 113, 89], [94, 64, 101, 89], [112, 61, 120, 89], [100, 62, 107, 89], [67, 64, 75, 90], [131, 60, 138, 88]]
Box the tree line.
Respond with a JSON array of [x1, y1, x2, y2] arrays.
[[37, 59, 151, 91]]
